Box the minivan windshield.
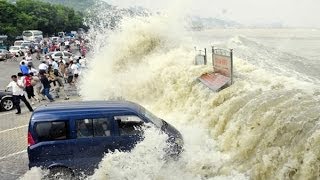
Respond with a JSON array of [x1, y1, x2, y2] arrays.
[[142, 108, 163, 127]]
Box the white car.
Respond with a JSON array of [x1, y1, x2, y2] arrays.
[[14, 40, 30, 46], [9, 46, 26, 56], [46, 51, 80, 62], [50, 37, 60, 43]]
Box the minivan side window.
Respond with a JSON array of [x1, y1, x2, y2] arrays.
[[93, 119, 112, 137], [114, 115, 144, 136], [76, 119, 93, 138], [35, 121, 68, 142], [76, 118, 111, 138]]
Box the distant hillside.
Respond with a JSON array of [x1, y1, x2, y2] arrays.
[[6, 0, 240, 30], [189, 16, 242, 30]]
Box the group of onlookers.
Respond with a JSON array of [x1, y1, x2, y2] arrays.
[[5, 46, 87, 114]]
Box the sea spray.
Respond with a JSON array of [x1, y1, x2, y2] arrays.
[[80, 11, 320, 179], [19, 4, 320, 180]]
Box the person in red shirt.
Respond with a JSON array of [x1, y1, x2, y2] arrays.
[[24, 73, 39, 105]]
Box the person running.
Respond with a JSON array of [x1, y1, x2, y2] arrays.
[[38, 60, 48, 74], [6, 75, 33, 114], [65, 62, 74, 86], [54, 68, 69, 100], [52, 59, 59, 70], [24, 73, 39, 105], [39, 71, 54, 102], [25, 52, 34, 68], [31, 73, 45, 101], [47, 64, 57, 88], [71, 60, 80, 85], [35, 44, 41, 60], [20, 61, 29, 76], [28, 64, 38, 76]]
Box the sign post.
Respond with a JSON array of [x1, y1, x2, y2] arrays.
[[194, 47, 207, 65]]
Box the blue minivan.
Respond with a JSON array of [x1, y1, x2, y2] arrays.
[[27, 101, 183, 178]]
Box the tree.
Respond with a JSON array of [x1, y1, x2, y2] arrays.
[[0, 0, 87, 38]]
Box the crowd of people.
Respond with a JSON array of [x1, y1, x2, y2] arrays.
[[5, 38, 88, 115], [21, 37, 88, 61]]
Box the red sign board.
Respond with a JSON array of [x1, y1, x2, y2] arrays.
[[213, 54, 232, 79], [198, 73, 231, 91]]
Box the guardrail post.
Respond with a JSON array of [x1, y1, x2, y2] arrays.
[[204, 48, 207, 65], [230, 49, 233, 84], [211, 46, 215, 67]]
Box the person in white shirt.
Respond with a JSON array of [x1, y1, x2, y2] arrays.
[[38, 61, 48, 72], [64, 40, 69, 46], [28, 65, 39, 76], [48, 56, 54, 65], [79, 57, 86, 68], [25, 53, 32, 61], [70, 61, 78, 74], [24, 52, 34, 68], [70, 61, 79, 84], [6, 74, 33, 114], [64, 40, 70, 51], [52, 59, 59, 70]]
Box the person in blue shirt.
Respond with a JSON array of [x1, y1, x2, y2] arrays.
[[20, 61, 29, 76]]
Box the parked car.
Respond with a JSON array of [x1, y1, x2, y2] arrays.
[[58, 32, 65, 38], [15, 35, 23, 40], [27, 101, 183, 178], [14, 40, 30, 46], [0, 49, 13, 61], [0, 90, 14, 111], [9, 46, 26, 56], [21, 42, 36, 53], [50, 37, 59, 43], [46, 51, 80, 62]]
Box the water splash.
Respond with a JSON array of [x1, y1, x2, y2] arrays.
[[20, 5, 320, 180]]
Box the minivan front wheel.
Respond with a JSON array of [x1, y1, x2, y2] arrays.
[[48, 167, 74, 180]]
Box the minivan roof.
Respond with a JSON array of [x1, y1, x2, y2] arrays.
[[33, 100, 142, 116]]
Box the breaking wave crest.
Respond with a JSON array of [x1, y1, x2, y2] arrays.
[[21, 9, 320, 180], [79, 12, 320, 179]]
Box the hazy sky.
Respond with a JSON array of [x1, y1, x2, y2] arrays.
[[104, 0, 319, 28]]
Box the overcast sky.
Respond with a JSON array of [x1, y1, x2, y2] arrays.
[[103, 0, 319, 28]]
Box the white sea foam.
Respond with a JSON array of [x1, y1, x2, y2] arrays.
[[20, 3, 320, 180], [79, 11, 320, 179]]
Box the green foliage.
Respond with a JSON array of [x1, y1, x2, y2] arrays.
[[0, 0, 86, 38]]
